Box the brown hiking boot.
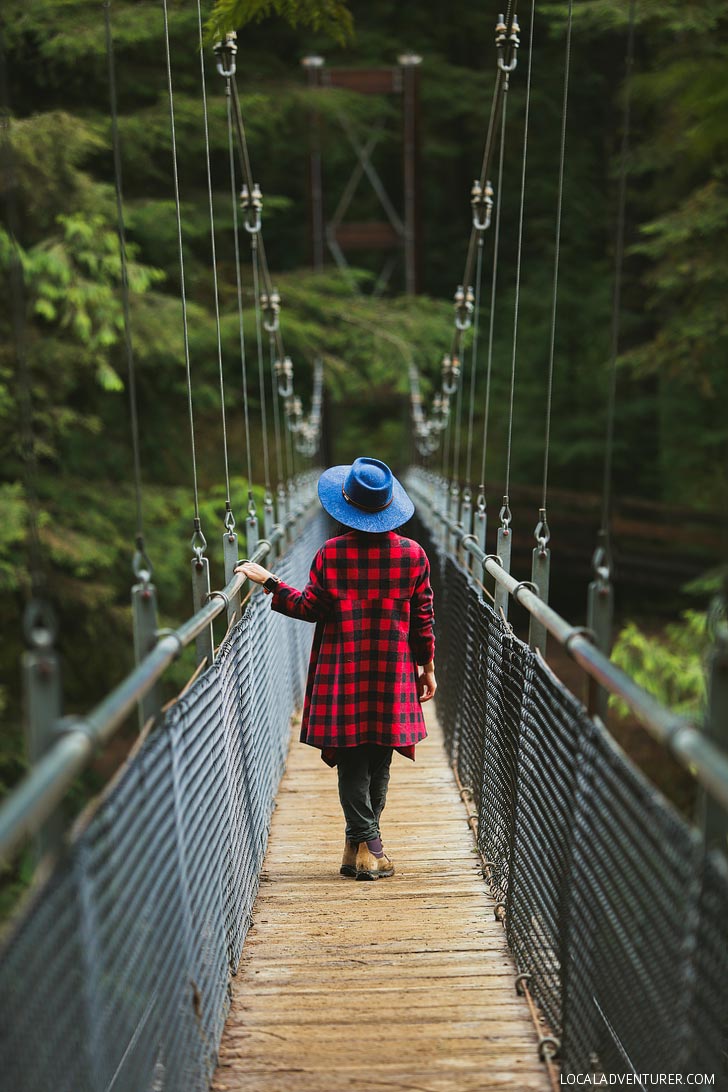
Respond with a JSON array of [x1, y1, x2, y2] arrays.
[[340, 839, 358, 877], [355, 842, 395, 881]]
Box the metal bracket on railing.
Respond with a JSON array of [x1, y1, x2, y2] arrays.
[[22, 599, 63, 862], [132, 575, 161, 731], [263, 490, 275, 544], [587, 529, 614, 720], [528, 508, 551, 654], [695, 587, 728, 852], [495, 497, 512, 620], [191, 554, 214, 669]]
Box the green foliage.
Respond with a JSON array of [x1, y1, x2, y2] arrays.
[[610, 611, 709, 720], [206, 0, 354, 45]]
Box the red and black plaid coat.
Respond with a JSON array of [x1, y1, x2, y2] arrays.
[[270, 529, 435, 765]]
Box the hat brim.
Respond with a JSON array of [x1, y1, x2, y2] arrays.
[[317, 464, 415, 532]]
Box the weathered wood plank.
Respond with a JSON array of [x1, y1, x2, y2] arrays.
[[212, 704, 552, 1091]]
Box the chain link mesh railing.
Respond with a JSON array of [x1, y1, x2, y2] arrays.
[[412, 510, 728, 1083], [0, 510, 328, 1092]]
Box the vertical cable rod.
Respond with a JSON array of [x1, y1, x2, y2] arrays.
[[503, 0, 536, 504], [226, 84, 254, 493], [540, 0, 573, 513], [478, 88, 508, 494], [161, 0, 200, 522], [601, 0, 637, 536], [196, 0, 231, 516], [103, 0, 147, 563], [464, 234, 485, 490], [251, 237, 271, 492]]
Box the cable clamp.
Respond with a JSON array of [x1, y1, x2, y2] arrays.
[[285, 396, 303, 432], [441, 353, 461, 395], [55, 714, 96, 747], [483, 553, 503, 568], [156, 627, 185, 660], [514, 971, 532, 996], [240, 182, 263, 234], [513, 580, 540, 604], [205, 589, 230, 611], [538, 1035, 560, 1062], [496, 12, 520, 72], [213, 30, 238, 78], [260, 286, 280, 331], [275, 355, 294, 397], [564, 625, 597, 659], [471, 178, 494, 231], [454, 284, 475, 331]]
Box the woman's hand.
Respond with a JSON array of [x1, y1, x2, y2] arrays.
[[234, 561, 275, 591], [417, 666, 437, 703]]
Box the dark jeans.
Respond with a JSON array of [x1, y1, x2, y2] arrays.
[[336, 744, 394, 844]]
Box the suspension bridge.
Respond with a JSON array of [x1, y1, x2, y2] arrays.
[[1, 1, 727, 1090]]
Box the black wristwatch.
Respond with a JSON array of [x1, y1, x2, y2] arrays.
[[263, 574, 281, 593]]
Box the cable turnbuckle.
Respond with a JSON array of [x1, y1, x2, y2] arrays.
[[261, 286, 280, 332], [213, 30, 238, 79], [275, 355, 294, 397], [496, 12, 520, 73], [240, 182, 263, 234], [454, 284, 475, 331], [471, 178, 494, 231]]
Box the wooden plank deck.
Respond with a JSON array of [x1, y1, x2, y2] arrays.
[[212, 704, 552, 1092]]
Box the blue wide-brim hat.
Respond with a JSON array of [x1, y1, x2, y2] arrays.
[[318, 457, 415, 532]]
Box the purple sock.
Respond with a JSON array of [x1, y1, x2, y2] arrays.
[[366, 836, 384, 858]]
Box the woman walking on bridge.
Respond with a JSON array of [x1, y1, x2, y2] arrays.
[[236, 457, 436, 881]]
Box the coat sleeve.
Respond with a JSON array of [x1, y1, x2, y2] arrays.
[[409, 551, 435, 666], [270, 546, 332, 623]]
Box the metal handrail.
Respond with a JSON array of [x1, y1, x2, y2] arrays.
[[408, 476, 728, 813], [0, 514, 309, 864]]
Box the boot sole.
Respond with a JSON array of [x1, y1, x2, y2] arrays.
[[356, 868, 394, 881], [339, 865, 357, 877]]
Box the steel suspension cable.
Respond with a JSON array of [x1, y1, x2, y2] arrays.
[[452, 330, 466, 484], [464, 232, 485, 489], [251, 236, 271, 492], [503, 0, 536, 508], [195, 0, 232, 523], [161, 0, 201, 526], [104, 0, 150, 576], [225, 84, 254, 495], [1, 27, 49, 625], [478, 88, 508, 494], [601, 0, 637, 538], [268, 331, 285, 484], [540, 0, 573, 516]]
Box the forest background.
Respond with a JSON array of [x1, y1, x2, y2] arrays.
[[1, 0, 727, 904]]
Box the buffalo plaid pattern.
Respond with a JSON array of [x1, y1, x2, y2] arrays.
[[270, 529, 435, 763]]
